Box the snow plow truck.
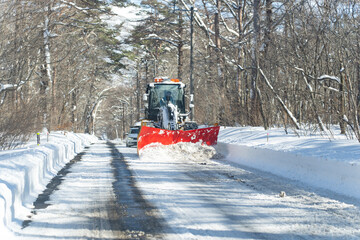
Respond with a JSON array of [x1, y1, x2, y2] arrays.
[[137, 77, 220, 152]]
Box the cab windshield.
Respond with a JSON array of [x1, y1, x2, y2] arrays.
[[130, 128, 139, 134], [149, 84, 185, 113]]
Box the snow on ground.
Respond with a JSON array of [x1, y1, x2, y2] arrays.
[[19, 142, 131, 240], [1, 126, 360, 238], [218, 127, 360, 200], [127, 138, 360, 239], [0, 132, 97, 239]]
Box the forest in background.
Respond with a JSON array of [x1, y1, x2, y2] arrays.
[[1, 0, 360, 149]]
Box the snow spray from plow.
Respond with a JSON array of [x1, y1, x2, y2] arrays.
[[139, 141, 218, 162]]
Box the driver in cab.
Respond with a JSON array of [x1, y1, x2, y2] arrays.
[[160, 91, 174, 106]]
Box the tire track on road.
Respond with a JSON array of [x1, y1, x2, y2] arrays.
[[107, 142, 166, 239]]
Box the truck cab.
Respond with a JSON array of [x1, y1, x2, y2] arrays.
[[144, 78, 186, 125]]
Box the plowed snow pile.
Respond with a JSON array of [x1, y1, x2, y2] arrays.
[[139, 142, 216, 162]]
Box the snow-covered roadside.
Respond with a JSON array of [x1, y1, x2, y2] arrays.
[[2, 126, 360, 238], [218, 127, 360, 200], [129, 140, 360, 239], [0, 132, 97, 239]]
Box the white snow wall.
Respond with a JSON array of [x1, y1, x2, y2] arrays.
[[217, 142, 360, 200], [0, 132, 97, 238]]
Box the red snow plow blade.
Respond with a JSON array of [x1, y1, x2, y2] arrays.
[[137, 125, 220, 152]]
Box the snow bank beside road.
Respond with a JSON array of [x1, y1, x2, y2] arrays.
[[218, 127, 360, 199], [0, 132, 97, 239]]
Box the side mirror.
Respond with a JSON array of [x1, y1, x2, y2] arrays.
[[189, 94, 194, 108], [143, 94, 148, 101]]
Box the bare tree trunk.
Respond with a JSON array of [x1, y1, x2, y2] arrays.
[[342, 69, 360, 142], [50, 66, 56, 131], [340, 64, 346, 134], [236, 0, 245, 124], [215, 0, 226, 124], [40, 2, 53, 130], [145, 60, 149, 86], [136, 63, 141, 121], [130, 95, 133, 125], [251, 0, 261, 126], [177, 11, 183, 80], [71, 78, 77, 132], [263, 0, 272, 56], [256, 86, 269, 129], [357, 42, 360, 123], [84, 76, 96, 134]]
